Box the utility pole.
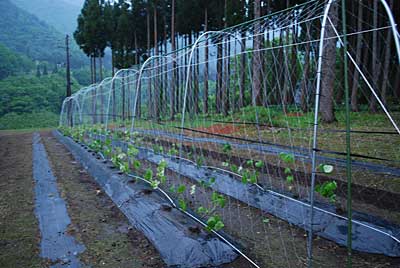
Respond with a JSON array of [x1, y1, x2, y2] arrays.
[[66, 34, 72, 127], [66, 34, 71, 98]]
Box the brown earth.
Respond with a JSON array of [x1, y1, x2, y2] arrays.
[[0, 131, 43, 268]]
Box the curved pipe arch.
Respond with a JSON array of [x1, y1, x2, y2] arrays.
[[104, 68, 139, 129], [309, 0, 400, 265], [59, 96, 83, 127], [130, 55, 179, 132], [180, 30, 246, 133]]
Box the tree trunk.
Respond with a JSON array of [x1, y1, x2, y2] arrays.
[[170, 0, 176, 120], [252, 0, 262, 106], [99, 56, 104, 123], [320, 2, 338, 123], [203, 7, 209, 114], [239, 31, 246, 108], [370, 0, 379, 113], [147, 4, 152, 118], [300, 25, 311, 112], [350, 0, 364, 112], [394, 67, 400, 103], [90, 56, 94, 84], [154, 4, 159, 120], [92, 55, 97, 124], [194, 32, 200, 114], [380, 0, 393, 106], [216, 42, 223, 113]]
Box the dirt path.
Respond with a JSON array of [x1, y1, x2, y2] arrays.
[[41, 131, 164, 268], [0, 131, 43, 267]]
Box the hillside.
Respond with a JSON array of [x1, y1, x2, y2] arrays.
[[13, 0, 81, 34], [0, 43, 34, 80], [0, 0, 86, 68], [0, 72, 81, 129]]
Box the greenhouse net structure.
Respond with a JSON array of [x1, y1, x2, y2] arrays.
[[60, 0, 400, 267]]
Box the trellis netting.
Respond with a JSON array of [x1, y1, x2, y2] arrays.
[[60, 0, 400, 267]]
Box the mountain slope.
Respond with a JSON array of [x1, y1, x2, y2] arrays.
[[13, 0, 81, 34], [0, 43, 34, 80], [0, 0, 86, 68]]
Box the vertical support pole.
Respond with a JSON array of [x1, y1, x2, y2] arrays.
[[341, 0, 352, 267], [308, 1, 334, 267]]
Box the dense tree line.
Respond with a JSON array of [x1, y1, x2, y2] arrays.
[[74, 0, 400, 123]]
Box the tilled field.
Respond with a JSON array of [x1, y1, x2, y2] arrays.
[[0, 130, 165, 268]]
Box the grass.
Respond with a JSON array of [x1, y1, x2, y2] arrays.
[[0, 111, 59, 130]]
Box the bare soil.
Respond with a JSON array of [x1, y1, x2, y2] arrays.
[[0, 131, 43, 268]]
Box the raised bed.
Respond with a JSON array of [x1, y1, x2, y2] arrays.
[[53, 130, 239, 268], [85, 131, 400, 257]]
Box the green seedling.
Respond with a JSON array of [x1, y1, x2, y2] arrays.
[[200, 177, 216, 188], [197, 206, 209, 215], [284, 167, 294, 183], [178, 199, 187, 211], [168, 144, 179, 156], [318, 164, 334, 174], [132, 160, 141, 170], [315, 181, 337, 203], [230, 164, 239, 173], [176, 184, 186, 194], [279, 152, 295, 164], [255, 160, 263, 168], [196, 156, 204, 167], [246, 159, 254, 167], [262, 218, 270, 224], [156, 159, 167, 184], [144, 169, 153, 181], [206, 215, 224, 232], [211, 192, 226, 208], [127, 144, 139, 157], [119, 161, 130, 174], [222, 143, 232, 153], [242, 169, 258, 184]]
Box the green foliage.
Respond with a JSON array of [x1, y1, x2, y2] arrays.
[[200, 177, 216, 189], [0, 111, 58, 130], [127, 144, 139, 157], [178, 199, 187, 211], [89, 139, 102, 152], [315, 181, 337, 203], [255, 161, 263, 168], [279, 152, 295, 164], [206, 215, 224, 232], [0, 43, 34, 80], [211, 192, 226, 208], [196, 156, 204, 167], [318, 164, 334, 174], [168, 143, 178, 156], [0, 73, 80, 128], [222, 143, 232, 153], [241, 169, 258, 184]]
